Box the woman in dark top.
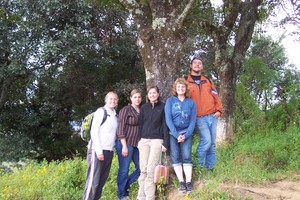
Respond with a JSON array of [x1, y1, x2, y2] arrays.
[[116, 89, 142, 200], [137, 86, 169, 200]]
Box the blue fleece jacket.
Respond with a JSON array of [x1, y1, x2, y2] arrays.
[[165, 96, 196, 139]]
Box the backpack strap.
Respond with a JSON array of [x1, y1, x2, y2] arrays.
[[202, 75, 212, 85], [89, 107, 109, 145], [100, 107, 108, 126]]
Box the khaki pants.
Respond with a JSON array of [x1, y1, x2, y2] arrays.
[[137, 138, 163, 200]]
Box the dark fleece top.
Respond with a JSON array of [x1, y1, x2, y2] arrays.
[[138, 101, 169, 149]]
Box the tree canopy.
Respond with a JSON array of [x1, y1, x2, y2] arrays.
[[0, 0, 144, 161]]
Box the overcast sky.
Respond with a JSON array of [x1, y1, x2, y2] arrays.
[[266, 8, 300, 71]]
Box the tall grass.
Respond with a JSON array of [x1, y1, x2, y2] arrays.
[[216, 125, 300, 182], [0, 125, 299, 200]]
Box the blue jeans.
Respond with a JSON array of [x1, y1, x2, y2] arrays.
[[170, 134, 193, 167], [196, 114, 218, 169], [116, 140, 140, 198]]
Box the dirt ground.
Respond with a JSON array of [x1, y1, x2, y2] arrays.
[[221, 179, 300, 200], [167, 177, 300, 200]]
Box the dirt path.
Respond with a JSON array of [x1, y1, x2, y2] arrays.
[[167, 178, 300, 199], [221, 179, 300, 200]]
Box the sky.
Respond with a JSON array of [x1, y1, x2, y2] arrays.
[[285, 36, 300, 70], [264, 2, 300, 71]]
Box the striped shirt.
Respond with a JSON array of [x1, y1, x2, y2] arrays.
[[117, 104, 140, 147]]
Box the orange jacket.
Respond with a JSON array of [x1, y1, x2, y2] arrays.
[[186, 74, 223, 117]]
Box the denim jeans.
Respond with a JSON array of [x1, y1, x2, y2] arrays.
[[170, 135, 193, 167], [196, 114, 218, 169], [116, 140, 140, 199]]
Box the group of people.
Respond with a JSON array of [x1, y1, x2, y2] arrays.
[[82, 57, 223, 200]]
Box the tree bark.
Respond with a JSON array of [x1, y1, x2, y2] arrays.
[[119, 0, 195, 101]]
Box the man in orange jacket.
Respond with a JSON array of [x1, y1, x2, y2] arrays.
[[186, 57, 223, 170]]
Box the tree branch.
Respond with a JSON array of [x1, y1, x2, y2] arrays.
[[233, 0, 263, 68], [175, 0, 196, 28], [222, 0, 241, 39]]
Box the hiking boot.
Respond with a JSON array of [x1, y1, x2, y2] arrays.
[[186, 182, 193, 194], [178, 181, 186, 194]]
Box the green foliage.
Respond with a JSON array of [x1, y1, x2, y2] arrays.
[[266, 68, 300, 129], [111, 80, 146, 111], [156, 180, 167, 200], [240, 35, 285, 109], [249, 35, 287, 69], [234, 83, 266, 134], [0, 158, 86, 199], [236, 35, 300, 133], [187, 124, 300, 199], [216, 126, 300, 182], [0, 0, 145, 162], [241, 57, 276, 93], [0, 124, 299, 199]]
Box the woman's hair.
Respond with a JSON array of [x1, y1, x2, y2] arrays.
[[105, 91, 118, 102], [130, 88, 142, 97], [172, 78, 190, 97], [146, 86, 160, 102]]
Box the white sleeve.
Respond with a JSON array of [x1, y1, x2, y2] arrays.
[[90, 108, 104, 156]]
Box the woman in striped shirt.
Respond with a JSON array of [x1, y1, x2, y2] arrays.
[[116, 89, 142, 200]]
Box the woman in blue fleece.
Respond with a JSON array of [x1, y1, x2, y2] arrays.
[[165, 78, 196, 194]]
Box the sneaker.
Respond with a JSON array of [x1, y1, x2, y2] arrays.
[[186, 182, 193, 194], [178, 181, 186, 194]]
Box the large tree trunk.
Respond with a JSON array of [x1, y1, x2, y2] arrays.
[[137, 32, 183, 101], [119, 0, 195, 101], [213, 0, 263, 142], [216, 61, 236, 142]]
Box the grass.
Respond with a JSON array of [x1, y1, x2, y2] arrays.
[[0, 125, 299, 199]]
